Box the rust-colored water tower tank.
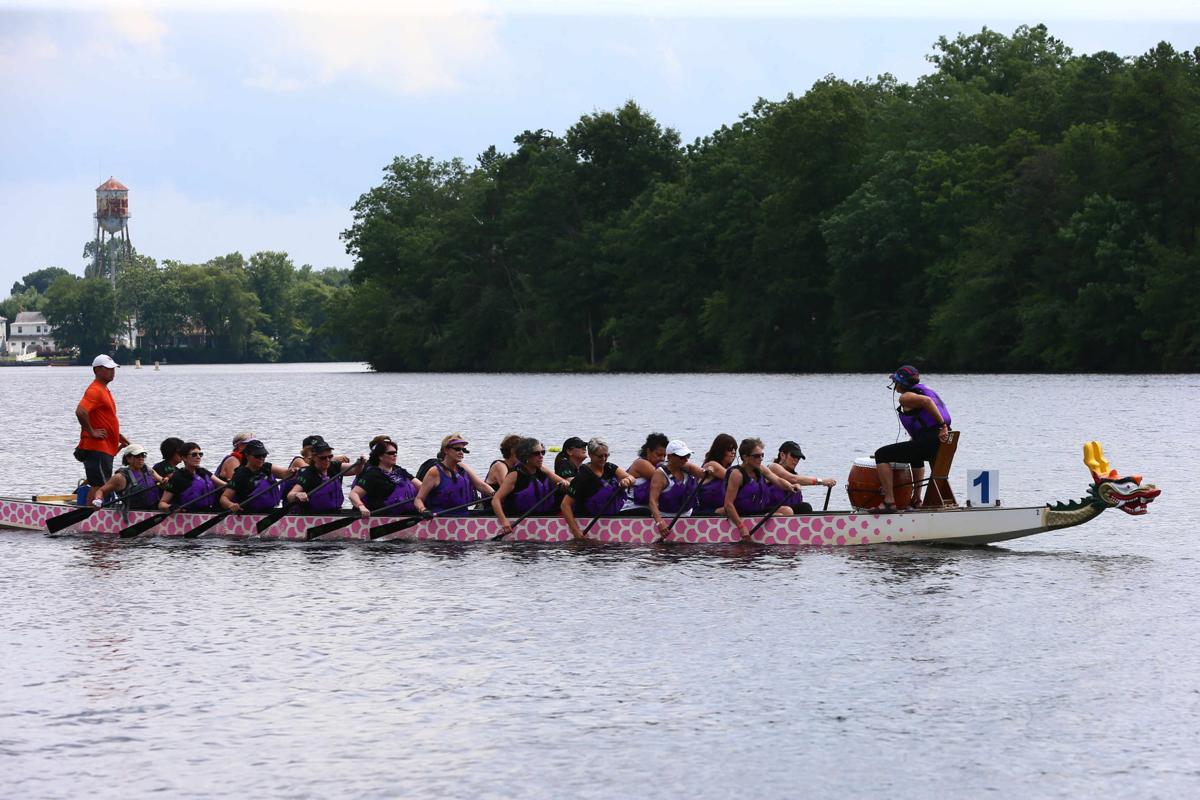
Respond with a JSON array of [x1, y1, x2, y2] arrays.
[[95, 177, 130, 234]]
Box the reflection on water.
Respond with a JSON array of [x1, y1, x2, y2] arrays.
[[0, 367, 1194, 798]]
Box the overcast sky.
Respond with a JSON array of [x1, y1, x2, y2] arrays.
[[1, 0, 1197, 293]]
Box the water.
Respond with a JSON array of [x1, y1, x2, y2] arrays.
[[0, 365, 1196, 798]]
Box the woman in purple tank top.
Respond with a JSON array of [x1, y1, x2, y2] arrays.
[[723, 437, 803, 539], [414, 434, 495, 516], [695, 433, 737, 515]]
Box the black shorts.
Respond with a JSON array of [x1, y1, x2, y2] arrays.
[[874, 430, 942, 470], [80, 450, 115, 487]]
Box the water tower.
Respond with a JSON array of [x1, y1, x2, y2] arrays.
[[94, 177, 132, 286]]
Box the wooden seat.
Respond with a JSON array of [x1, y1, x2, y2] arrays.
[[921, 430, 960, 507]]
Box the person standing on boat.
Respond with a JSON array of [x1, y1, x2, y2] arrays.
[[219, 440, 296, 513], [695, 434, 737, 515], [153, 437, 186, 480], [874, 365, 952, 512], [286, 439, 365, 513], [765, 441, 836, 514], [648, 440, 701, 535], [158, 442, 227, 511], [74, 354, 129, 506], [723, 437, 798, 537], [561, 437, 636, 539], [349, 437, 422, 516], [492, 438, 557, 535], [92, 444, 163, 510], [414, 434, 494, 516]]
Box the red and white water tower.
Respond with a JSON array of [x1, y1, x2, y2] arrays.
[[94, 177, 132, 286]]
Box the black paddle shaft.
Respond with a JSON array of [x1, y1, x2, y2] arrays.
[[46, 476, 164, 535], [492, 485, 558, 541]]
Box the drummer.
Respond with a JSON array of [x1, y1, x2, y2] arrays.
[[764, 441, 836, 513], [874, 365, 952, 512]]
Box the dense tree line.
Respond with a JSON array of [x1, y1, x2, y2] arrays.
[[2, 253, 352, 363], [341, 25, 1200, 372]]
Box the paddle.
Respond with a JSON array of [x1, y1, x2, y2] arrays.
[[743, 501, 787, 541], [117, 477, 229, 539], [492, 485, 559, 541], [655, 474, 710, 543], [46, 476, 163, 535], [303, 482, 431, 540], [822, 484, 832, 512], [366, 496, 493, 541], [181, 471, 296, 540], [256, 459, 362, 535]]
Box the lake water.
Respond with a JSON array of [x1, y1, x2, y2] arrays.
[[0, 364, 1196, 798]]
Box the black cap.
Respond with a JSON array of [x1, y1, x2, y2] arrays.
[[310, 440, 333, 454], [243, 439, 269, 458], [778, 441, 805, 460], [302, 434, 325, 449], [562, 436, 587, 450]]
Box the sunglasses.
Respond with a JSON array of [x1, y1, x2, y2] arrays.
[[382, 450, 398, 456], [188, 451, 204, 458], [448, 446, 469, 453], [314, 454, 333, 461], [745, 453, 765, 459], [531, 449, 546, 456]]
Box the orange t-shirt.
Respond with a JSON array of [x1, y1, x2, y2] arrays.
[[77, 379, 120, 456]]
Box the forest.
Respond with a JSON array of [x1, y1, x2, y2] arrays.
[[340, 25, 1199, 372]]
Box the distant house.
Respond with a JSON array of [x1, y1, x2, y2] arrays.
[[6, 311, 56, 356]]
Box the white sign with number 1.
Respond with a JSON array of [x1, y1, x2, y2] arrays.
[[968, 470, 999, 506]]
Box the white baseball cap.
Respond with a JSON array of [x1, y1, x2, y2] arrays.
[[92, 354, 119, 369], [665, 439, 692, 457]]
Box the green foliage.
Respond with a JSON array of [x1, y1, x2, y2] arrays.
[[11, 267, 71, 296], [43, 276, 120, 358], [338, 25, 1200, 373]]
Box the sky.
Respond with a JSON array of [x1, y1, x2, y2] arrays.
[[1, 0, 1198, 294]]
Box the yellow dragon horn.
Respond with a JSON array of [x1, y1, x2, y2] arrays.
[[1083, 441, 1115, 478]]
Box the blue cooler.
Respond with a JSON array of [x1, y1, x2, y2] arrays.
[[74, 482, 90, 506]]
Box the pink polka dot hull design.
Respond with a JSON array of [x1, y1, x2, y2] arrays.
[[0, 486, 1148, 549]]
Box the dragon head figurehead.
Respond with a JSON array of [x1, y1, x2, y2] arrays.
[[1082, 441, 1161, 516]]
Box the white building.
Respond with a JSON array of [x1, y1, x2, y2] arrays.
[[6, 311, 55, 356], [0, 316, 6, 352]]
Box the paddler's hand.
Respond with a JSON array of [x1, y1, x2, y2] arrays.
[[227, 503, 242, 514], [655, 518, 669, 534], [355, 505, 369, 518], [500, 520, 514, 535], [820, 478, 836, 487], [619, 476, 634, 488], [295, 492, 309, 504]]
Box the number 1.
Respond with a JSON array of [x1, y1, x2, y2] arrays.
[[973, 471, 990, 504]]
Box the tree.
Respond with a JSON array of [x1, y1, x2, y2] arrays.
[[11, 267, 71, 296], [43, 276, 120, 359]]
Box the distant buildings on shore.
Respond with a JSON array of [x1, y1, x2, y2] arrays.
[[2, 311, 56, 357]]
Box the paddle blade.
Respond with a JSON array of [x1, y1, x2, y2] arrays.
[[305, 515, 356, 541], [45, 506, 96, 534], [255, 505, 291, 534], [183, 511, 230, 539], [368, 515, 423, 540], [119, 513, 167, 539]]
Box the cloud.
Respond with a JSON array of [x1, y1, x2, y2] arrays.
[[246, 2, 503, 95], [107, 8, 168, 50]]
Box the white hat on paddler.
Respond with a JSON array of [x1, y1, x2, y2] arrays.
[[665, 439, 693, 458], [117, 443, 148, 465], [91, 354, 118, 369]]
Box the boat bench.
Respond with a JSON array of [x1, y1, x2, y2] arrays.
[[920, 430, 960, 507]]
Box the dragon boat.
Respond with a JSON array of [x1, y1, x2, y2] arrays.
[[0, 442, 1159, 547]]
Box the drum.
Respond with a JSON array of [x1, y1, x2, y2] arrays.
[[846, 457, 914, 510]]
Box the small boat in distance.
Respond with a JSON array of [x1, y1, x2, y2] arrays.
[[1, 442, 1160, 547]]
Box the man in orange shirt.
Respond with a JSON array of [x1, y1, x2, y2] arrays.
[[75, 354, 130, 505]]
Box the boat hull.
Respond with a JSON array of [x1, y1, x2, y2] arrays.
[[0, 496, 1054, 546]]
